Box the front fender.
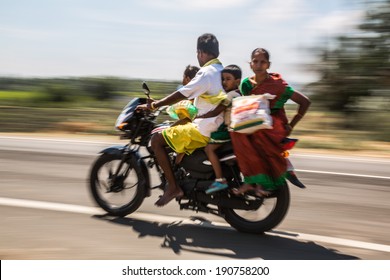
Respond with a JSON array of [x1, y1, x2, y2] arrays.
[[99, 145, 126, 156]]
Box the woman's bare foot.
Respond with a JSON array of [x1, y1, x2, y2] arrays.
[[155, 188, 183, 207], [232, 184, 255, 196]]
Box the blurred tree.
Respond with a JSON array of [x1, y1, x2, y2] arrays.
[[93, 80, 114, 100], [44, 84, 71, 102], [308, 0, 390, 139]]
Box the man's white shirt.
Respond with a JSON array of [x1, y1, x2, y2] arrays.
[[179, 63, 224, 137]]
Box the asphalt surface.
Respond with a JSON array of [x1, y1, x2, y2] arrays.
[[1, 135, 389, 260]]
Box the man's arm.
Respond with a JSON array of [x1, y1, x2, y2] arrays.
[[153, 91, 187, 108], [137, 91, 187, 111]]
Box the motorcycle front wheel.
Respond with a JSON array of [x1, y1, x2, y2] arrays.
[[89, 153, 147, 217], [222, 183, 290, 234]]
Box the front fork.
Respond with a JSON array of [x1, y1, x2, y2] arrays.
[[100, 145, 152, 194], [110, 153, 133, 190]]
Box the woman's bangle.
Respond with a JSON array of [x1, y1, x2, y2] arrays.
[[150, 102, 157, 110]]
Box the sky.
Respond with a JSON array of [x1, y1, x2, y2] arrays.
[[0, 0, 366, 85]]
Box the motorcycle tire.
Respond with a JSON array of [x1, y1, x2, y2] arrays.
[[221, 183, 290, 234], [89, 153, 147, 217]]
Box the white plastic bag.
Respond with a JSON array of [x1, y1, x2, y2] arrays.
[[230, 93, 275, 134]]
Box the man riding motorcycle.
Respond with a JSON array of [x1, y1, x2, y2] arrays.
[[137, 33, 227, 206]]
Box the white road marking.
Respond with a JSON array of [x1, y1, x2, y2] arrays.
[[296, 169, 390, 180], [2, 135, 389, 161], [267, 231, 390, 253], [0, 197, 106, 215], [1, 135, 389, 179], [0, 135, 117, 145], [1, 197, 390, 253], [293, 153, 390, 163]]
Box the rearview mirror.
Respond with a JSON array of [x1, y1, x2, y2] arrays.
[[142, 82, 150, 98]]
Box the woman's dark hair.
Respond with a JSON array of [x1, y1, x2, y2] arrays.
[[184, 65, 200, 79], [222, 64, 242, 80], [197, 33, 219, 57], [251, 48, 270, 61]]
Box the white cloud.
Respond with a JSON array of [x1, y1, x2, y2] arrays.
[[140, 0, 249, 10], [250, 0, 309, 22], [306, 10, 364, 37], [0, 26, 55, 39], [0, 0, 369, 85], [82, 12, 179, 28]]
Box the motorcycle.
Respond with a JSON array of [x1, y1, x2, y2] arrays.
[[89, 82, 302, 234]]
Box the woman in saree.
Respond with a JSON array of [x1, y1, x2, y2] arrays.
[[231, 48, 311, 196]]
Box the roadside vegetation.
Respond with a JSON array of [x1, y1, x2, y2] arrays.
[[0, 77, 388, 154]]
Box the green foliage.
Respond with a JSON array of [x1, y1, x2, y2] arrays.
[[308, 0, 390, 140], [0, 77, 179, 105], [0, 77, 180, 134], [43, 84, 72, 102], [0, 90, 41, 101]]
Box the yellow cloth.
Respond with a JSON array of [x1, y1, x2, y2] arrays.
[[162, 122, 210, 155], [203, 58, 222, 67], [198, 90, 228, 105], [196, 58, 227, 106]]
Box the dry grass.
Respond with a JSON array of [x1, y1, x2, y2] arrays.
[[1, 105, 389, 158]]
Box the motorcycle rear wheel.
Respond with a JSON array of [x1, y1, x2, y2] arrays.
[[89, 153, 147, 217], [222, 183, 290, 234]]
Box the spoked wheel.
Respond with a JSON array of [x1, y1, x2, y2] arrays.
[[222, 183, 290, 234], [89, 153, 147, 216]]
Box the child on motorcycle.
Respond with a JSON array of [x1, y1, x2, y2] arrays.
[[182, 65, 200, 86], [168, 65, 200, 165], [196, 64, 242, 194], [168, 65, 200, 130]]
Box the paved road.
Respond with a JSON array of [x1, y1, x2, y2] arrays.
[[1, 135, 389, 260]]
